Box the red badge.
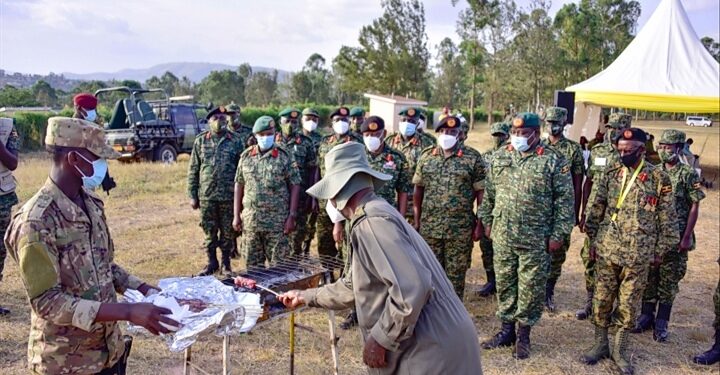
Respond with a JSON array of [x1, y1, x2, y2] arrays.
[[410, 137, 418, 146], [295, 136, 301, 144], [506, 145, 514, 151], [251, 147, 258, 157], [457, 149, 463, 157], [394, 134, 401, 145], [638, 172, 648, 182], [432, 148, 439, 156], [386, 154, 393, 162], [536, 146, 544, 156], [272, 148, 279, 158], [646, 195, 658, 206]]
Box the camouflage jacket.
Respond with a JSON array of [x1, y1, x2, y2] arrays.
[[236, 145, 302, 231], [0, 123, 19, 210], [187, 130, 245, 201], [277, 132, 317, 186], [588, 142, 621, 180], [480, 142, 508, 174], [385, 133, 436, 176], [413, 145, 486, 238], [662, 162, 705, 248], [366, 145, 412, 205], [235, 125, 255, 147], [542, 136, 585, 176], [479, 144, 574, 250], [318, 133, 362, 176], [585, 162, 679, 267], [4, 179, 143, 374], [303, 130, 323, 149]]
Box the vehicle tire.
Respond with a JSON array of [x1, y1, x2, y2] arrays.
[[154, 144, 177, 163], [689, 122, 694, 127]]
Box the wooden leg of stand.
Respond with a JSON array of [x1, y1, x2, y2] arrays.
[[327, 310, 339, 375], [223, 336, 230, 375], [289, 311, 296, 375], [184, 346, 192, 375]]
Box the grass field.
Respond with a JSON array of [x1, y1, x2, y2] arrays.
[[0, 121, 718, 374]]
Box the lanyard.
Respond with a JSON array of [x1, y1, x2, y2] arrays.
[[611, 159, 644, 222]]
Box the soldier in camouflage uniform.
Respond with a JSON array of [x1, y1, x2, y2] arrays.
[[349, 106, 365, 139], [276, 107, 318, 255], [693, 258, 720, 365], [416, 111, 437, 145], [541, 107, 585, 312], [0, 117, 19, 316], [315, 107, 362, 262], [575, 112, 631, 321], [581, 128, 678, 375], [226, 102, 255, 147], [475, 122, 510, 297], [234, 116, 302, 267], [632, 129, 705, 341], [479, 113, 574, 359], [413, 116, 485, 300], [188, 106, 245, 275], [5, 117, 176, 374], [300, 107, 323, 254]]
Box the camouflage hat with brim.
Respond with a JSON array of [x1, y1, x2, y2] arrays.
[[545, 107, 568, 122], [398, 107, 421, 119], [279, 107, 301, 119], [302, 107, 319, 117], [306, 142, 391, 200], [330, 107, 350, 118], [659, 129, 686, 145], [618, 127, 647, 144], [253, 115, 276, 133], [607, 112, 632, 129], [206, 106, 236, 120], [490, 122, 511, 135], [512, 112, 541, 129], [434, 115, 461, 133], [360, 116, 385, 133], [349, 107, 366, 117], [45, 117, 121, 159], [225, 103, 241, 113]]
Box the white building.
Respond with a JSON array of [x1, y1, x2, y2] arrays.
[[363, 93, 428, 133]]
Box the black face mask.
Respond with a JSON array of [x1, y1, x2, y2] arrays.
[[621, 149, 642, 168]]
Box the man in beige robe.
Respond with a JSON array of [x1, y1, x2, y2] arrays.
[[278, 141, 483, 374]]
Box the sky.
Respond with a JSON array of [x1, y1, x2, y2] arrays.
[[0, 0, 718, 75]]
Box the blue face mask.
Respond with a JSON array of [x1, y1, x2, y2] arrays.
[[84, 109, 97, 122], [256, 134, 275, 151], [398, 121, 416, 137], [510, 135, 531, 152], [74, 152, 108, 189]]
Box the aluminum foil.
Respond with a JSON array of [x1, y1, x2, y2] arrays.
[[123, 276, 263, 352]]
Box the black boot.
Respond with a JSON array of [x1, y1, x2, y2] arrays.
[[198, 249, 219, 276], [576, 290, 594, 320], [481, 322, 516, 349], [630, 302, 655, 333], [476, 271, 496, 297], [221, 251, 232, 276], [339, 310, 358, 330], [0, 305, 9, 316], [693, 329, 720, 365], [545, 279, 557, 312], [653, 303, 672, 342], [513, 324, 531, 359]]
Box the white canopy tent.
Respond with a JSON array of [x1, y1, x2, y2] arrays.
[[567, 0, 720, 141]]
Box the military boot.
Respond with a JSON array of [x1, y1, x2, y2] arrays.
[[476, 271, 496, 297], [198, 249, 219, 276], [630, 302, 655, 333], [221, 252, 232, 276], [481, 322, 516, 349], [0, 305, 9, 316], [693, 329, 720, 365], [545, 278, 557, 312], [513, 324, 531, 359], [576, 290, 594, 320], [611, 328, 634, 375], [653, 303, 672, 342], [580, 326, 610, 365], [339, 310, 358, 330]]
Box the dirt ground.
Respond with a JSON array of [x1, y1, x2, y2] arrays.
[[0, 120, 718, 374]]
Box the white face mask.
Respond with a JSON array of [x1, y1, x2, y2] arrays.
[[325, 200, 346, 223], [363, 135, 382, 152], [73, 152, 108, 189], [438, 134, 458, 150], [84, 109, 97, 122], [333, 120, 349, 135], [302, 120, 318, 132], [256, 134, 275, 151], [398, 121, 416, 137], [510, 135, 531, 152]]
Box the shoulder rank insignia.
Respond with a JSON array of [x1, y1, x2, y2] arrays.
[[660, 185, 672, 194], [561, 165, 570, 174], [692, 181, 702, 190]]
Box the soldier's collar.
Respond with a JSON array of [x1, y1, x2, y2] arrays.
[[44, 178, 93, 224]]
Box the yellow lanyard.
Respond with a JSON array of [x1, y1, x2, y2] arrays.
[[611, 159, 644, 222]]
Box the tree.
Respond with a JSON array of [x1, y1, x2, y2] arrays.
[[145, 71, 180, 96], [198, 70, 245, 106], [430, 38, 464, 108], [291, 53, 332, 103], [244, 70, 278, 106], [31, 80, 58, 107], [701, 36, 720, 62], [0, 85, 39, 107]]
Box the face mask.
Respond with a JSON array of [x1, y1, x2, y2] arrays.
[[492, 136, 505, 149], [658, 149, 678, 163], [398, 121, 416, 137], [363, 135, 382, 152], [333, 120, 349, 135], [84, 109, 97, 122], [209, 118, 227, 134], [255, 134, 275, 151], [280, 123, 294, 136], [325, 200, 346, 223], [550, 123, 564, 136], [621, 149, 642, 168], [74, 152, 108, 190], [510, 135, 531, 152], [302, 120, 317, 132], [438, 134, 458, 150]]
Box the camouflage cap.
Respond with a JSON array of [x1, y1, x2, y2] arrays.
[[360, 116, 385, 132], [606, 112, 632, 129], [349, 107, 366, 117], [618, 127, 647, 144], [279, 107, 301, 119], [302, 107, 319, 117], [434, 115, 460, 133], [252, 115, 276, 134], [545, 107, 568, 123], [490, 122, 510, 136], [225, 103, 241, 113], [398, 107, 421, 119], [659, 129, 686, 145], [512, 112, 541, 129], [45, 117, 121, 159]]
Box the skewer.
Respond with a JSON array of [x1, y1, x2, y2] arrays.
[[256, 284, 281, 297]]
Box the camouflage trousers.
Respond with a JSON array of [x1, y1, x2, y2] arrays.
[[547, 234, 572, 282], [478, 234, 494, 274], [714, 276, 719, 330], [580, 237, 596, 292], [592, 258, 649, 329], [304, 210, 318, 254], [289, 208, 309, 256], [316, 199, 340, 260], [0, 198, 12, 282], [243, 230, 291, 267], [642, 250, 688, 305], [199, 200, 235, 259], [425, 236, 473, 300], [494, 243, 550, 326]]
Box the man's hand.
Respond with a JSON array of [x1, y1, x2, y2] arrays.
[[548, 239, 563, 253], [472, 221, 483, 242], [484, 225, 492, 239], [311, 198, 319, 213], [679, 236, 692, 252], [333, 222, 344, 243], [284, 216, 296, 234], [190, 198, 199, 210], [127, 303, 179, 335], [579, 217, 586, 233], [137, 283, 160, 297], [651, 254, 663, 267], [277, 290, 305, 309], [233, 217, 243, 233], [589, 246, 598, 261], [363, 336, 388, 368]]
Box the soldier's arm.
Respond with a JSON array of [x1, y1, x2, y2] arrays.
[[478, 163, 495, 229], [472, 153, 486, 208], [0, 124, 19, 170], [550, 159, 575, 243], [108, 237, 144, 294], [682, 171, 705, 244], [396, 155, 411, 216], [571, 146, 585, 224], [411, 156, 426, 227], [656, 173, 679, 259], [584, 171, 609, 242], [187, 138, 202, 200], [234, 159, 246, 222]]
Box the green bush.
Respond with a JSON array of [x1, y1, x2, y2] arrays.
[[13, 112, 53, 150]]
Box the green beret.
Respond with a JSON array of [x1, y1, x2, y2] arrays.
[[253, 115, 276, 133], [330, 107, 350, 118], [511, 112, 540, 129], [225, 103, 241, 113], [398, 107, 421, 119], [360, 116, 385, 132], [302, 107, 319, 117], [659, 129, 686, 145], [349, 107, 366, 117], [435, 116, 461, 133], [618, 127, 647, 143], [206, 105, 235, 120], [490, 122, 510, 135], [279, 107, 301, 119], [607, 112, 632, 129], [545, 107, 567, 122]]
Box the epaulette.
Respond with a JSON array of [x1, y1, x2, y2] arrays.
[[420, 145, 436, 156], [23, 191, 53, 221], [590, 142, 611, 152]]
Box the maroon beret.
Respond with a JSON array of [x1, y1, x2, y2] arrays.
[[73, 93, 98, 110]]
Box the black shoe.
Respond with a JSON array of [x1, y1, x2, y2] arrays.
[[221, 253, 233, 276], [476, 271, 496, 297], [482, 322, 516, 349], [513, 325, 531, 359], [0, 305, 9, 316], [339, 311, 358, 330], [630, 302, 656, 333], [693, 329, 720, 365], [545, 279, 557, 312], [575, 290, 593, 320], [653, 303, 672, 342]]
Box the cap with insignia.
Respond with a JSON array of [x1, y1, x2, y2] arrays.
[[225, 103, 241, 113], [435, 115, 460, 133], [545, 107, 568, 123], [360, 116, 385, 132], [490, 122, 510, 136], [349, 107, 366, 117], [606, 112, 632, 129], [659, 129, 686, 145], [619, 127, 648, 143], [252, 115, 276, 134], [398, 107, 421, 119], [45, 117, 120, 159], [206, 106, 235, 120], [279, 107, 301, 119], [302, 107, 319, 117], [512, 112, 541, 129], [330, 106, 350, 118]]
